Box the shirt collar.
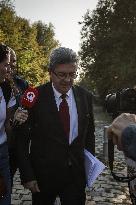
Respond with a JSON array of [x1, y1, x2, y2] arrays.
[[52, 83, 71, 100]]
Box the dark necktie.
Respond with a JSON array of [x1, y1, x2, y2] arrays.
[[59, 94, 70, 139]]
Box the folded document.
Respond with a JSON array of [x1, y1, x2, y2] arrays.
[[84, 149, 105, 187]]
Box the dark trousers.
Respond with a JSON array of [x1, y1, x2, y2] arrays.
[[32, 167, 86, 205], [32, 183, 86, 205], [9, 148, 18, 187]]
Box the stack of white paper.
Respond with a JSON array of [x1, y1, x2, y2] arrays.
[[84, 149, 106, 188]]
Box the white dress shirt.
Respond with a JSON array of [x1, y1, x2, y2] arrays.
[[52, 83, 78, 144], [0, 87, 16, 144]]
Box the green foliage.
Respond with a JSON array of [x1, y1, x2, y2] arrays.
[[79, 0, 136, 99], [0, 0, 59, 85], [33, 21, 59, 70], [0, 29, 5, 41]]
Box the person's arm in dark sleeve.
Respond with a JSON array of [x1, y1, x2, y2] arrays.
[[85, 92, 95, 155], [13, 111, 36, 184], [122, 124, 136, 161]]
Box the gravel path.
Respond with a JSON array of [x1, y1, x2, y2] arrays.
[[87, 105, 132, 205]]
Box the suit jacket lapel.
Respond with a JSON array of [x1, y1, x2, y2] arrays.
[[72, 86, 84, 138]]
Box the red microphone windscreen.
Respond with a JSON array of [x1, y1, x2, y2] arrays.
[[20, 87, 38, 109]]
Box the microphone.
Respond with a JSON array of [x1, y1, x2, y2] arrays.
[[20, 86, 39, 109], [13, 86, 39, 127]]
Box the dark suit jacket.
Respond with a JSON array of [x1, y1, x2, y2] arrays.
[[15, 82, 95, 192]]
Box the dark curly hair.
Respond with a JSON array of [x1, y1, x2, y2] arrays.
[[0, 43, 10, 63]]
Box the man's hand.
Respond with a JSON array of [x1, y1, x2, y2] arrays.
[[107, 113, 136, 150], [24, 180, 40, 193], [13, 107, 28, 125]]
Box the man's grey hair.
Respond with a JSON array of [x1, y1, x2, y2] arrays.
[[48, 47, 78, 71]]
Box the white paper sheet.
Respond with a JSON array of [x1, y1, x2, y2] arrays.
[[84, 149, 106, 187]]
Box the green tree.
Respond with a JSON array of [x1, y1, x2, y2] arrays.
[[34, 21, 59, 69], [79, 0, 136, 99], [0, 0, 16, 44], [0, 0, 59, 85]]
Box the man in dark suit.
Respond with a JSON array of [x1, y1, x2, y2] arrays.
[[15, 47, 95, 205]]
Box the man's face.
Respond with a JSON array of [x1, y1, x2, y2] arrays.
[[10, 51, 17, 73], [50, 63, 77, 94], [0, 54, 10, 83], [6, 51, 17, 81]]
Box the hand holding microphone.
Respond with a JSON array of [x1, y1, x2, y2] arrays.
[[13, 107, 28, 125], [13, 87, 38, 127]]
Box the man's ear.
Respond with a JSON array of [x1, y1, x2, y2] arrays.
[[48, 70, 52, 82], [48, 70, 52, 76], [48, 68, 51, 74]]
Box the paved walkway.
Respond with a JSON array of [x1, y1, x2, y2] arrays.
[[88, 105, 132, 205], [11, 105, 132, 205]]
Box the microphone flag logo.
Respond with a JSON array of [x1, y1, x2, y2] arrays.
[[20, 87, 38, 109]]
